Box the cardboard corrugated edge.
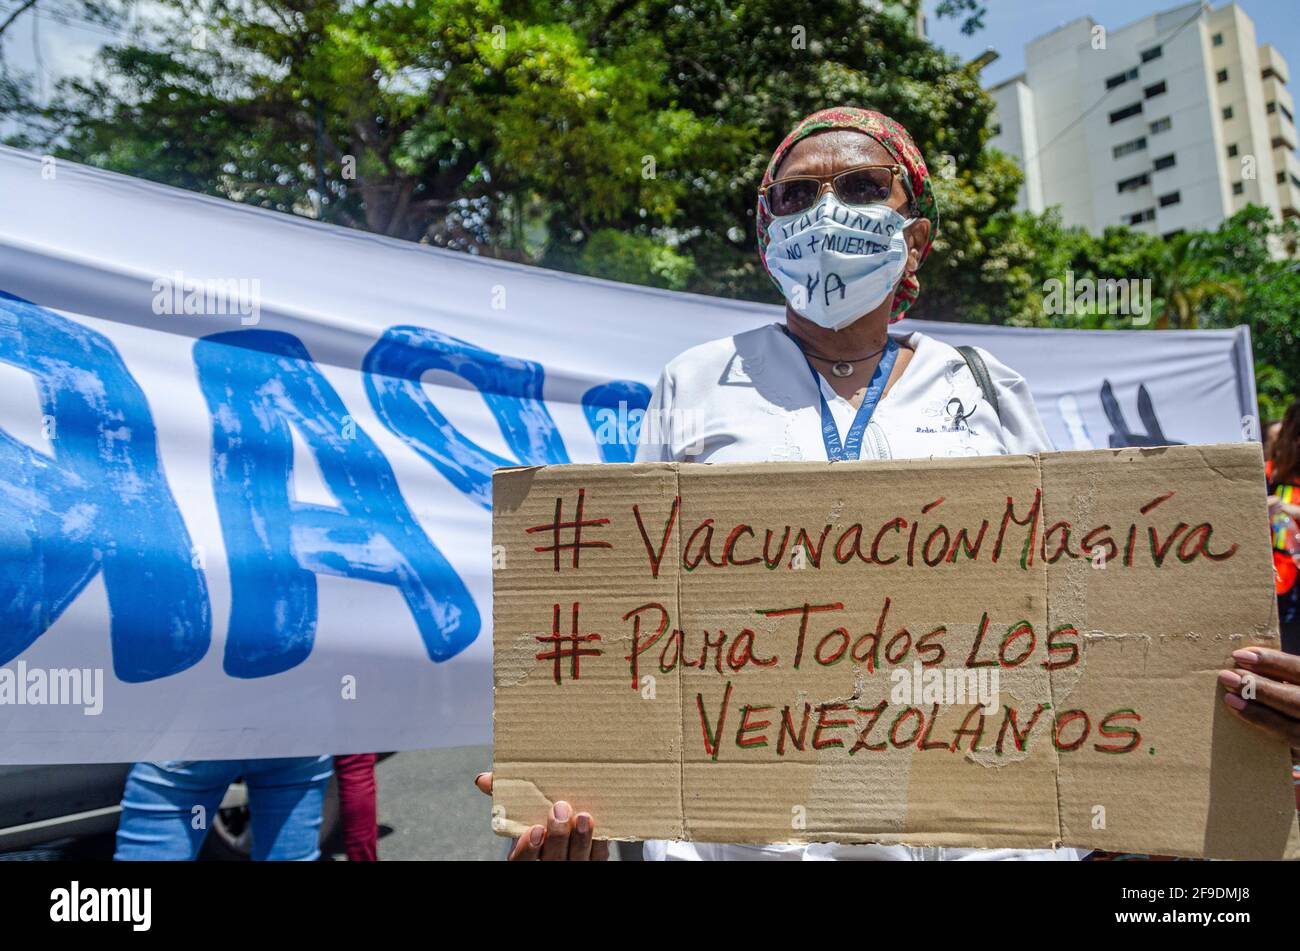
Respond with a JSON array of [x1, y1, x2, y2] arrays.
[[490, 461, 685, 843], [1046, 445, 1300, 860]]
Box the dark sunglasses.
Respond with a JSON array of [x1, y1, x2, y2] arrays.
[[761, 163, 912, 217]]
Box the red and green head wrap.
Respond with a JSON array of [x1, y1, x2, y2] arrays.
[[756, 106, 939, 322]]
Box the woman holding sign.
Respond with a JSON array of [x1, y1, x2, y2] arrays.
[[629, 106, 1050, 469], [475, 105, 1300, 860]]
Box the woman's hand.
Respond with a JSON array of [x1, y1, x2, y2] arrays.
[[474, 771, 609, 861], [1219, 648, 1300, 749], [1267, 496, 1300, 521]]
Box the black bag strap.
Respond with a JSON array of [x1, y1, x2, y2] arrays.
[[955, 345, 1001, 424]]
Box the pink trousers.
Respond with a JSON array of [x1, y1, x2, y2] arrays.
[[333, 753, 379, 861]]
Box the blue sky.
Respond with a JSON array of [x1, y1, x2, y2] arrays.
[[924, 0, 1300, 87]]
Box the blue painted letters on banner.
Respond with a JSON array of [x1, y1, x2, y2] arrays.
[[364, 326, 569, 510], [1, 299, 643, 683], [194, 330, 479, 678], [0, 293, 211, 682]]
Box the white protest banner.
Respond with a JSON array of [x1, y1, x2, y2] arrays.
[[0, 147, 1261, 763]]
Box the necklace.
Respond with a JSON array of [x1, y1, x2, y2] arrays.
[[785, 331, 889, 378]]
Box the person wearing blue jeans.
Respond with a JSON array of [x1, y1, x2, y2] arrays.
[[114, 756, 333, 861]]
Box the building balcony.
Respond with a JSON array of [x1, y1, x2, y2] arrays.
[[1260, 43, 1291, 87]]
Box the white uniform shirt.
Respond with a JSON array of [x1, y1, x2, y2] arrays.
[[635, 322, 1085, 862], [635, 323, 1051, 464]]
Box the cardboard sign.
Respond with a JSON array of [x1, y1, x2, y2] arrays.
[[491, 445, 1300, 858]]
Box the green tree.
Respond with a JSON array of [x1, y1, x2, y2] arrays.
[[1193, 207, 1300, 418], [3, 0, 1016, 302], [6, 0, 719, 248], [5, 0, 1294, 422]]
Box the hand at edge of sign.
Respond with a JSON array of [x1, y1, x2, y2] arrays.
[[1220, 648, 1300, 750], [474, 771, 610, 861], [1267, 496, 1300, 521]]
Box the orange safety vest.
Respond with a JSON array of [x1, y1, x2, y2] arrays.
[[1268, 461, 1300, 595]]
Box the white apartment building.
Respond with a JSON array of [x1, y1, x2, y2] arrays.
[[987, 1, 1300, 237]]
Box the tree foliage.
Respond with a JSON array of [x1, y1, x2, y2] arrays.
[[4, 0, 1003, 295], [2, 0, 1296, 415]]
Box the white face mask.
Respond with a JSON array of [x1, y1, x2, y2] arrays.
[[762, 192, 914, 331]]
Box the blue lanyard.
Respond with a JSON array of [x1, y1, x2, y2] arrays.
[[799, 336, 899, 462]]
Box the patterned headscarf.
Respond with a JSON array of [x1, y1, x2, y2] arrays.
[[756, 106, 939, 322]]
